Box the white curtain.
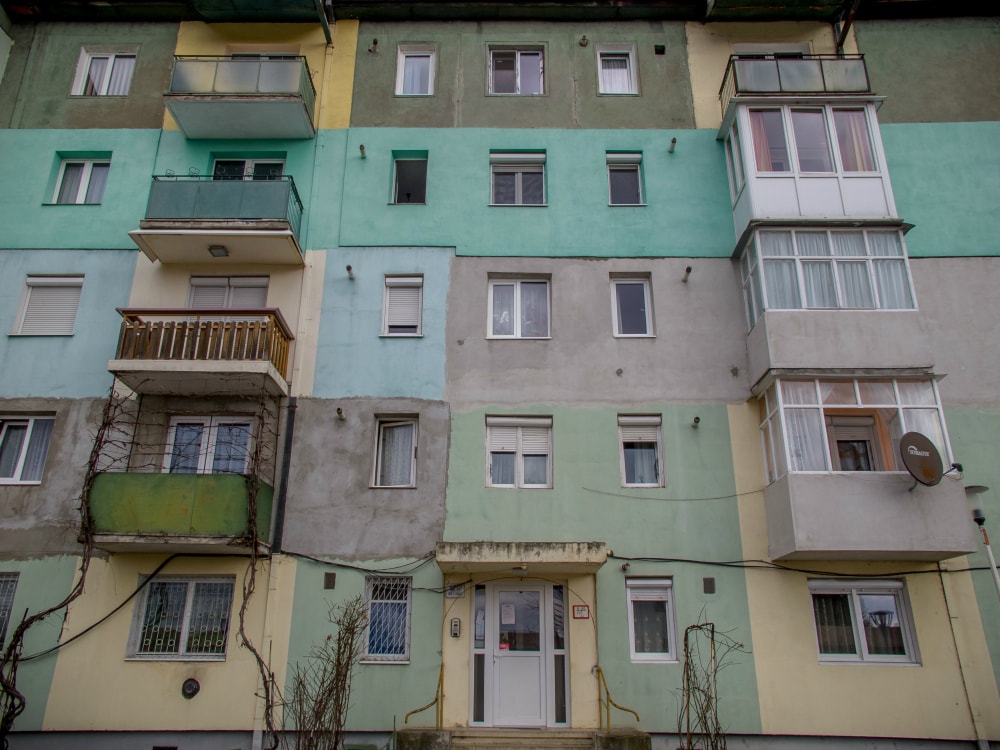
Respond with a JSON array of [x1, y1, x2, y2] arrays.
[[491, 284, 514, 335], [837, 261, 875, 308], [379, 423, 413, 486], [402, 55, 430, 94], [869, 233, 913, 309], [623, 442, 657, 484], [763, 259, 801, 309], [83, 57, 108, 95], [0, 424, 26, 478], [57, 163, 84, 203], [833, 109, 875, 171], [85, 163, 110, 204], [784, 408, 827, 471], [519, 282, 548, 337], [107, 55, 135, 95], [600, 55, 631, 92], [20, 419, 53, 482]]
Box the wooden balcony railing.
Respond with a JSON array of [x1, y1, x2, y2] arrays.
[[114, 308, 293, 381]]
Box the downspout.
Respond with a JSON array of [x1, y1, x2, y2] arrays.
[[270, 396, 297, 553], [314, 0, 332, 44]]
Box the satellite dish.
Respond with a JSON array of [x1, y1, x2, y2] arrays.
[[899, 432, 943, 486]]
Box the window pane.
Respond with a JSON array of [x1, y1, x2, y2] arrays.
[[169, 423, 205, 473], [762, 259, 801, 309], [491, 284, 515, 335], [860, 593, 905, 655], [785, 408, 826, 471], [831, 232, 866, 256], [609, 166, 641, 205], [748, 110, 789, 171], [185, 581, 233, 655], [834, 109, 875, 171], [84, 163, 109, 204], [139, 582, 188, 654], [615, 282, 648, 334], [632, 599, 669, 653], [624, 442, 657, 484], [820, 380, 857, 405], [759, 230, 794, 256], [869, 232, 903, 257], [600, 54, 631, 93], [0, 424, 27, 479], [0, 575, 18, 645], [858, 380, 896, 405], [212, 423, 250, 475], [519, 282, 549, 337], [492, 51, 517, 93], [874, 259, 914, 309], [523, 454, 548, 485], [20, 418, 54, 482], [492, 172, 517, 204], [897, 380, 936, 406], [369, 601, 408, 655], [781, 380, 818, 405], [491, 452, 515, 485], [903, 408, 945, 456], [378, 423, 414, 486], [796, 232, 831, 257], [520, 171, 544, 204], [57, 164, 84, 204], [812, 594, 857, 654], [838, 261, 875, 308], [84, 57, 108, 95], [518, 52, 543, 95], [107, 55, 136, 95], [395, 160, 427, 203], [402, 54, 430, 94], [791, 109, 833, 172], [802, 261, 837, 308]]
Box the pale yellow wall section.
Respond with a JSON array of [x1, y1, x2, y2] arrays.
[[162, 20, 358, 132], [44, 555, 274, 731], [728, 403, 1000, 740], [686, 21, 859, 131]]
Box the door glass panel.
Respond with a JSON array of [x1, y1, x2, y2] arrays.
[[498, 590, 540, 652]]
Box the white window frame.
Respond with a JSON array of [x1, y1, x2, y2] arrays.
[[71, 47, 137, 96], [488, 46, 544, 95], [395, 44, 436, 96], [373, 418, 418, 488], [626, 578, 677, 662], [610, 277, 653, 337], [724, 123, 745, 203], [485, 416, 553, 489], [382, 276, 424, 336], [211, 159, 285, 181], [606, 152, 644, 206], [487, 278, 551, 339], [126, 576, 235, 661], [13, 276, 83, 336], [490, 152, 546, 206], [189, 276, 269, 309], [618, 415, 663, 487], [597, 44, 638, 95], [163, 416, 255, 475], [363, 576, 413, 663], [0, 416, 55, 485], [809, 579, 919, 664], [0, 574, 18, 646], [52, 159, 110, 204]]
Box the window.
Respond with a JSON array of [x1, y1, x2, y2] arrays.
[[740, 229, 915, 327], [72, 48, 136, 96], [759, 377, 950, 483], [597, 44, 637, 94], [486, 416, 552, 488], [164, 417, 253, 475], [383, 276, 423, 336], [0, 574, 19, 645], [128, 576, 235, 660], [393, 157, 428, 204], [488, 278, 550, 338], [189, 276, 268, 309], [747, 105, 879, 175], [212, 159, 284, 181], [53, 159, 109, 204], [626, 579, 676, 662], [810, 580, 917, 663], [725, 124, 745, 201], [490, 152, 546, 206], [364, 576, 412, 662], [0, 417, 55, 484], [374, 418, 417, 487], [396, 44, 435, 95], [607, 153, 643, 206], [611, 277, 652, 336], [619, 415, 662, 487], [489, 47, 543, 95], [14, 276, 83, 335]]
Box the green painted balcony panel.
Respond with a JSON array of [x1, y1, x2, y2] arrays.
[[165, 56, 316, 139], [89, 472, 273, 552]]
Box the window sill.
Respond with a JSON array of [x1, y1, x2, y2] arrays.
[[360, 658, 411, 665], [609, 203, 647, 207], [489, 203, 548, 208], [8, 332, 73, 337], [486, 93, 547, 97], [380, 333, 424, 338], [598, 92, 639, 97], [369, 484, 417, 489], [486, 336, 552, 341], [818, 658, 919, 666], [612, 333, 655, 339], [394, 93, 434, 98], [0, 480, 42, 486], [41, 202, 102, 207], [390, 202, 427, 206], [630, 656, 679, 664], [126, 654, 227, 662]]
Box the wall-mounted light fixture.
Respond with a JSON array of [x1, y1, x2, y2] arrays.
[[620, 562, 630, 572], [208, 245, 229, 258], [579, 35, 589, 47], [691, 416, 701, 428], [359, 144, 366, 159], [368, 38, 379, 54], [668, 137, 677, 154], [682, 266, 692, 282], [346, 265, 355, 280], [965, 485, 1000, 603]]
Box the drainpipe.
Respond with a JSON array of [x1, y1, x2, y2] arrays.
[[313, 0, 332, 44], [270, 396, 297, 553]]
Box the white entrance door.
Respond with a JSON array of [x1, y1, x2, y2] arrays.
[[493, 585, 546, 726]]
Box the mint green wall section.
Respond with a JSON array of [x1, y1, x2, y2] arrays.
[[336, 128, 733, 257], [0, 249, 134, 398], [313, 247, 452, 399], [444, 404, 761, 733], [285, 558, 443, 731], [0, 555, 78, 731], [881, 122, 1000, 258], [0, 129, 159, 250], [301, 130, 348, 250], [944, 407, 1000, 689], [856, 18, 1000, 125]]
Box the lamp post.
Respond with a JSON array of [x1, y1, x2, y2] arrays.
[[965, 485, 1000, 603]]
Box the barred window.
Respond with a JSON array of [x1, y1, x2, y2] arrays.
[[364, 576, 412, 662], [0, 574, 19, 645], [128, 577, 234, 660]]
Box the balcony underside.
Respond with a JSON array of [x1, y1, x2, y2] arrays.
[[108, 359, 289, 397], [165, 96, 315, 139], [130, 224, 303, 265]]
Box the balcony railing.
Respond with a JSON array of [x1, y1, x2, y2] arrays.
[[114, 308, 293, 381], [720, 54, 871, 115]]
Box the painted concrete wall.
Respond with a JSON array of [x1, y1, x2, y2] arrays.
[[0, 22, 177, 130], [856, 18, 1000, 125], [336, 128, 733, 257], [0, 129, 159, 250], [350, 20, 693, 130], [280, 398, 449, 558], [0, 249, 134, 397]]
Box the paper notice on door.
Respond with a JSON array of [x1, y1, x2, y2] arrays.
[[501, 603, 516, 625]]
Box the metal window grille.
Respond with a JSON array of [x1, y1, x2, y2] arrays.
[[135, 578, 234, 658], [0, 574, 19, 644], [365, 576, 411, 661]]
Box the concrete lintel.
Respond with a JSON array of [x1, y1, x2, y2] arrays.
[[435, 541, 608, 574]]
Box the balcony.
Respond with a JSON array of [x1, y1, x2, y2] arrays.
[[107, 308, 293, 396], [720, 54, 871, 116], [88, 472, 273, 554], [129, 176, 304, 265], [164, 55, 316, 139]]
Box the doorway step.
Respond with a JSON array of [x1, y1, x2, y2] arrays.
[[396, 728, 650, 750]]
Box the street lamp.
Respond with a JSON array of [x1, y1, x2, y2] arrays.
[[965, 485, 1000, 603]]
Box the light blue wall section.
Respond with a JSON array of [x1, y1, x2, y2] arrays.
[[882, 121, 1000, 257], [0, 130, 160, 250], [313, 247, 452, 399], [0, 555, 78, 731], [0, 250, 134, 397], [336, 129, 734, 257]]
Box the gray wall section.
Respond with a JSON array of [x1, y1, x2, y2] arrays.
[[350, 20, 694, 130], [0, 398, 104, 557], [856, 17, 1000, 124], [0, 21, 177, 130], [279, 398, 449, 558]]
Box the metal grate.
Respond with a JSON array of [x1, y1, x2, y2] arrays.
[[0, 574, 19, 644], [365, 576, 411, 661], [136, 577, 234, 658]]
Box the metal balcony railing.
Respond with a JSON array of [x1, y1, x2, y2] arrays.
[[168, 55, 316, 116], [720, 54, 871, 115], [114, 308, 293, 381]]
